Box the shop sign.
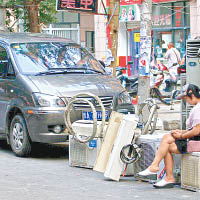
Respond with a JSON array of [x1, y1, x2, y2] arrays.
[[174, 6, 182, 27], [152, 14, 171, 26], [56, 0, 97, 13], [120, 0, 142, 5], [152, 0, 183, 2], [134, 33, 140, 42]]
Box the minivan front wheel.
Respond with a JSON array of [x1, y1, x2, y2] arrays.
[[10, 115, 31, 157]]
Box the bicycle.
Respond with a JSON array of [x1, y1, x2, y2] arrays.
[[137, 98, 159, 135]]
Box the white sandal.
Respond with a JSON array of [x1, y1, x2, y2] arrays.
[[137, 168, 157, 176], [153, 179, 174, 188]]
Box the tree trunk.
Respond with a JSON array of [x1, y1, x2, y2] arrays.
[[0, 0, 6, 31], [108, 0, 120, 77], [24, 0, 41, 33]]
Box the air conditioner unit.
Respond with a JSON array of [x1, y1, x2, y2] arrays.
[[133, 134, 181, 183], [186, 39, 200, 87], [181, 152, 200, 191], [69, 135, 103, 168], [69, 120, 107, 169]]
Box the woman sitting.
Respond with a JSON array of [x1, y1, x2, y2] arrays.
[[137, 83, 200, 188]]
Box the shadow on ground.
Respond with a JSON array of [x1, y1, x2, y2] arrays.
[[0, 140, 11, 151], [30, 142, 69, 159], [0, 140, 69, 159]]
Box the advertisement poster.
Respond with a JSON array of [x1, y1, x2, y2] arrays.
[[106, 0, 141, 18], [133, 33, 140, 74], [119, 5, 135, 22], [139, 36, 151, 76]]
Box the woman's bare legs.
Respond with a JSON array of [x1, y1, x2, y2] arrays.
[[164, 151, 175, 182], [165, 142, 180, 182], [148, 134, 180, 182]]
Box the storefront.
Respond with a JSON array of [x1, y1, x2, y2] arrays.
[[116, 3, 141, 75], [130, 0, 190, 75], [152, 0, 190, 58]]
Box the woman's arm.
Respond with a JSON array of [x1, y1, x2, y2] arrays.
[[180, 124, 200, 139], [180, 56, 185, 65], [171, 129, 187, 134], [172, 124, 200, 139]]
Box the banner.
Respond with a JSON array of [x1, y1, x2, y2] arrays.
[[153, 0, 183, 2]]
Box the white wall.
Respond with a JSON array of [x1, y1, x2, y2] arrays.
[[190, 0, 200, 39], [94, 0, 107, 60], [118, 22, 130, 57]]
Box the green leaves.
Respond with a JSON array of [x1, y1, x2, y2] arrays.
[[5, 0, 57, 32]]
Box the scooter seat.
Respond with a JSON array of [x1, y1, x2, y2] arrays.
[[127, 75, 138, 83]]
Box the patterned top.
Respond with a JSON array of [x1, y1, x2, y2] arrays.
[[186, 102, 200, 130]]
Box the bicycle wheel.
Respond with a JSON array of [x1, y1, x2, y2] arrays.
[[142, 103, 158, 134], [138, 99, 158, 135], [148, 108, 158, 134]]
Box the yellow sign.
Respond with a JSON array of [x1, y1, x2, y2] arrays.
[[134, 33, 140, 42]]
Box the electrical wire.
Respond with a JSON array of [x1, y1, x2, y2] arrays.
[[120, 143, 142, 164]]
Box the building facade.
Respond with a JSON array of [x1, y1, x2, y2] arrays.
[[190, 0, 200, 39], [130, 0, 190, 75]]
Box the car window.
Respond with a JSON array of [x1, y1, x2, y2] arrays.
[[0, 46, 15, 79], [11, 42, 105, 75]]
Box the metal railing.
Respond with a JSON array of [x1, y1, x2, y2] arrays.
[[42, 24, 80, 44]]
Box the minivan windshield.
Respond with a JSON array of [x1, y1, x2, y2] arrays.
[[11, 42, 105, 75]]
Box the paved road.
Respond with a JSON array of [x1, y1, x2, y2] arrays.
[[0, 140, 199, 200]]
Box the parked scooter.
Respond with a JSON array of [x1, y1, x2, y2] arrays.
[[116, 61, 138, 98], [150, 62, 179, 106]]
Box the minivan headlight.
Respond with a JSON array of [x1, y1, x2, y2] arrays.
[[33, 93, 65, 107], [118, 91, 132, 105]]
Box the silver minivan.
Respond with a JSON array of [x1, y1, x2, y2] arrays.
[[0, 32, 134, 157]]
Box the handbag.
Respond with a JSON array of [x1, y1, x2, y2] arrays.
[[187, 140, 200, 153]]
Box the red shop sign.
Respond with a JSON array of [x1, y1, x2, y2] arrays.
[[153, 0, 183, 2], [56, 0, 98, 13], [120, 0, 142, 5]]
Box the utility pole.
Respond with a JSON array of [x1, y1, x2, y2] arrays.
[[137, 0, 152, 119], [108, 0, 120, 77], [0, 0, 6, 31]]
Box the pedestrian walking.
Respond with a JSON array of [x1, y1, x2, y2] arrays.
[[164, 42, 181, 77]]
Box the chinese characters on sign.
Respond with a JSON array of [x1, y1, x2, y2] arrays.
[[152, 14, 171, 26], [174, 7, 182, 27], [120, 0, 142, 5], [57, 0, 97, 13]]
